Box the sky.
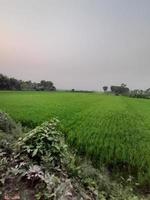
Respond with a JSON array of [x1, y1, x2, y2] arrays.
[[0, 0, 150, 91]]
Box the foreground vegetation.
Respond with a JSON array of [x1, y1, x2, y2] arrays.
[[0, 91, 150, 191], [0, 112, 147, 199]]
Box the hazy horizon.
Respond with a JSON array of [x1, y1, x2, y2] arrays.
[[0, 0, 150, 91]]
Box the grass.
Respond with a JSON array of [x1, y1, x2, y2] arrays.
[[0, 91, 150, 186]]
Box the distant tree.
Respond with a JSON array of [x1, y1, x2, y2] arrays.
[[51, 86, 56, 91], [121, 83, 127, 88], [103, 86, 108, 92], [21, 81, 33, 90], [0, 74, 9, 90], [130, 89, 150, 99], [111, 84, 129, 95], [0, 74, 56, 91], [40, 80, 55, 91], [9, 78, 21, 90], [146, 88, 150, 94]]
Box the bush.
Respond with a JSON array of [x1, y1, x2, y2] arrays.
[[129, 90, 150, 99], [0, 111, 22, 135], [17, 119, 68, 167]]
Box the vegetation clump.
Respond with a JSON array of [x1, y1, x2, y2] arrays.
[[0, 73, 56, 91], [0, 111, 22, 135], [17, 119, 66, 167], [110, 84, 129, 95], [0, 118, 98, 199], [129, 90, 150, 99]]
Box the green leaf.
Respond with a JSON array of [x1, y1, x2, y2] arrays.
[[32, 148, 38, 157]]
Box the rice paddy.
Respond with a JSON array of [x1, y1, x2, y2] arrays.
[[0, 91, 150, 185]]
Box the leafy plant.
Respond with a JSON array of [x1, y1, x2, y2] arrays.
[[0, 111, 22, 135], [17, 119, 67, 168]]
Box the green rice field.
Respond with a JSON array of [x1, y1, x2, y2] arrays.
[[0, 91, 150, 185]]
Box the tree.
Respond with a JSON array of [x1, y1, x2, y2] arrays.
[[0, 74, 56, 91], [9, 78, 21, 90], [0, 74, 9, 90], [103, 86, 108, 92], [121, 83, 127, 88], [39, 80, 55, 91], [111, 84, 129, 95], [130, 89, 149, 99]]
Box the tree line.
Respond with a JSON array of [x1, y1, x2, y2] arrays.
[[0, 74, 56, 91], [102, 84, 150, 99]]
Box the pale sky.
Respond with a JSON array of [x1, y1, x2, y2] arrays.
[[0, 0, 150, 90]]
